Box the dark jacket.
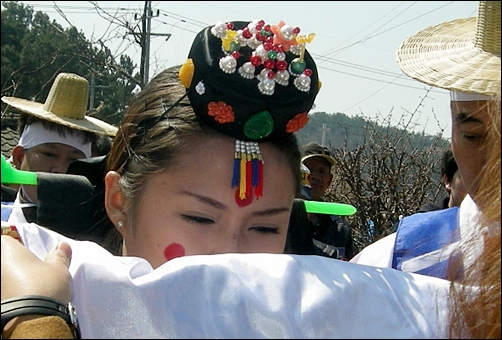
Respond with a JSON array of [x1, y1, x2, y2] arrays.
[[285, 199, 357, 260], [1, 185, 17, 202], [310, 213, 357, 260], [417, 196, 449, 213]]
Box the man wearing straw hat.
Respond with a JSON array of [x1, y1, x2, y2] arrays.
[[351, 1, 500, 279], [1, 72, 117, 223]]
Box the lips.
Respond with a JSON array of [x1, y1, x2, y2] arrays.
[[309, 183, 322, 190]]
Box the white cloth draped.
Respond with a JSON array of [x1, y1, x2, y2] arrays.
[[15, 222, 450, 339]]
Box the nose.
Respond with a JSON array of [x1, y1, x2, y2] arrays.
[[308, 172, 319, 183], [210, 231, 242, 254]]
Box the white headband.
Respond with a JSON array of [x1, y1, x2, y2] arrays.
[[18, 121, 92, 158], [450, 91, 494, 102]]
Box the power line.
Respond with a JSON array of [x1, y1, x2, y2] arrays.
[[321, 1, 416, 58], [16, 2, 462, 101]]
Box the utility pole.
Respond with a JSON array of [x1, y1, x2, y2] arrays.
[[135, 1, 172, 87], [80, 59, 109, 111], [320, 123, 331, 146], [88, 71, 109, 110]]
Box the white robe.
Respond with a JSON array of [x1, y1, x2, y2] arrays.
[[14, 222, 450, 339]]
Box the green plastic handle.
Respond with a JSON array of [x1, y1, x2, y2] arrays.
[[304, 200, 357, 216], [1, 154, 37, 185]]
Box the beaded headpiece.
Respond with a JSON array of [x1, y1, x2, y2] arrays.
[[179, 20, 320, 206]]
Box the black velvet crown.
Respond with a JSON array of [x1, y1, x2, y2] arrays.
[[179, 20, 320, 142]]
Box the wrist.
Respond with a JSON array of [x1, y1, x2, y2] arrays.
[[1, 295, 79, 339], [3, 314, 41, 338], [3, 315, 75, 339]]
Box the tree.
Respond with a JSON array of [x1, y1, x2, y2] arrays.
[[313, 93, 449, 250], [1, 1, 138, 126]]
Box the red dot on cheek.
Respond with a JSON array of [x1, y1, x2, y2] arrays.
[[164, 243, 186, 261]]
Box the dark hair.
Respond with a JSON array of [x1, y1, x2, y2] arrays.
[[91, 134, 112, 157], [440, 147, 458, 182], [18, 113, 97, 145], [284, 198, 317, 254]]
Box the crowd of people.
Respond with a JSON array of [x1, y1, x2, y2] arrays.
[[1, 1, 500, 338]]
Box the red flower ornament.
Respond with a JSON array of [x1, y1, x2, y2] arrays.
[[285, 112, 309, 133], [207, 101, 235, 123]]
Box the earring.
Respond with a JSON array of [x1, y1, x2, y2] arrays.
[[117, 221, 124, 228]]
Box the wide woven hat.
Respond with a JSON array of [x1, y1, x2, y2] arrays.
[[1, 73, 118, 136], [396, 1, 501, 96]]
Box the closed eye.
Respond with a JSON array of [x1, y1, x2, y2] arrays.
[[250, 226, 279, 234], [462, 133, 484, 142], [181, 214, 214, 224], [41, 151, 58, 158]]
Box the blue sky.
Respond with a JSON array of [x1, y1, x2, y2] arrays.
[[19, 1, 479, 139]]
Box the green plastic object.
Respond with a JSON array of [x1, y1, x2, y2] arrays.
[[1, 154, 37, 185], [303, 200, 357, 216]]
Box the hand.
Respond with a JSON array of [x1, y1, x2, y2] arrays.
[[1, 235, 73, 304]]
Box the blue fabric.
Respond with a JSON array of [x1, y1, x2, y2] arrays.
[[1, 201, 14, 222], [392, 207, 461, 279]]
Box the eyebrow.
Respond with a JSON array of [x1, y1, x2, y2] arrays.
[[178, 190, 291, 216], [455, 112, 484, 125], [179, 190, 226, 209]]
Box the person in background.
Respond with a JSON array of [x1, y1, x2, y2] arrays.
[[389, 147, 467, 233], [351, 0, 500, 294], [300, 142, 357, 260], [418, 147, 467, 213], [1, 72, 117, 224]]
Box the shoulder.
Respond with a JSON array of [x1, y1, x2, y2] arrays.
[[417, 199, 445, 212]]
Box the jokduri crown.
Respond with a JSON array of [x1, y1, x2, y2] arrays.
[[179, 19, 321, 205]]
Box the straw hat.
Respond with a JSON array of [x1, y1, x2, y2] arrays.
[[1, 72, 118, 136], [396, 1, 501, 96]]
